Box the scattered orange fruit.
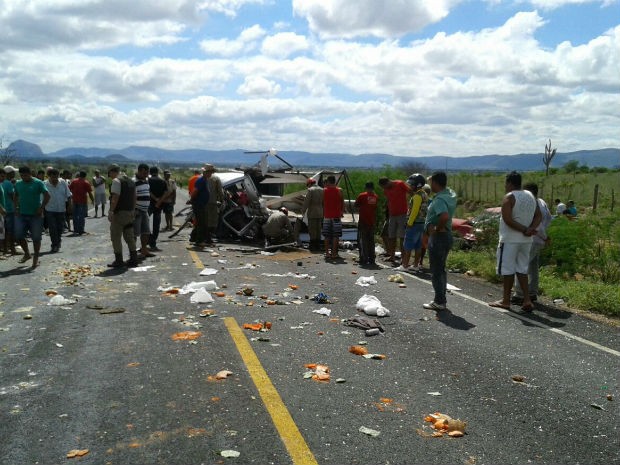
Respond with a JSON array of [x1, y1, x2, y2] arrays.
[[171, 331, 202, 341]]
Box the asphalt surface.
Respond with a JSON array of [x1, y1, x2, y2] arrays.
[[0, 205, 618, 465]]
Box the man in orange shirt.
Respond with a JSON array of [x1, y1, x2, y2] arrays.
[[322, 175, 345, 260]]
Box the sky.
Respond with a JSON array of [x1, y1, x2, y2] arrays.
[[0, 0, 619, 158]]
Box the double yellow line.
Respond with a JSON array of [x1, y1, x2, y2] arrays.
[[190, 249, 318, 465]]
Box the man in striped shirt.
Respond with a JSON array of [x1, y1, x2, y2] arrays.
[[133, 164, 155, 258]]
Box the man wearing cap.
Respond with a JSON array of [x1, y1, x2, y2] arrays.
[[301, 178, 323, 251], [203, 164, 225, 243], [162, 170, 177, 231], [355, 181, 378, 266], [92, 169, 107, 217], [14, 166, 50, 269], [2, 166, 18, 255], [107, 164, 138, 267]]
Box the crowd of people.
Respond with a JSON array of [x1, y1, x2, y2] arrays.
[[0, 162, 557, 314]]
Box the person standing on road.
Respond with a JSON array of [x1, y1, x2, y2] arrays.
[[204, 164, 225, 243], [355, 181, 378, 266], [61, 169, 73, 232], [398, 173, 428, 272], [92, 169, 107, 217], [512, 182, 552, 304], [133, 164, 155, 258], [14, 166, 50, 269], [69, 170, 94, 235], [301, 178, 323, 251], [489, 171, 541, 313], [422, 171, 457, 311], [147, 166, 170, 252], [162, 170, 177, 231], [322, 175, 345, 260], [44, 168, 71, 253], [2, 166, 18, 255], [378, 176, 412, 264], [190, 167, 211, 247], [107, 164, 138, 268]]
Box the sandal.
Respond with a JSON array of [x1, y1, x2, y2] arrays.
[[19, 255, 32, 264], [488, 300, 511, 310], [521, 303, 534, 313]]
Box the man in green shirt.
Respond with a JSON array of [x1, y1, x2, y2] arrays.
[[422, 171, 457, 311], [14, 166, 50, 269]]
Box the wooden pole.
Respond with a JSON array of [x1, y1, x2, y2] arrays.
[[593, 184, 599, 211], [611, 189, 615, 212]]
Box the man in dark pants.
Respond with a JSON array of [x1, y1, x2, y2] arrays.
[[44, 169, 71, 253], [147, 166, 169, 252], [422, 172, 457, 311], [355, 181, 378, 266]]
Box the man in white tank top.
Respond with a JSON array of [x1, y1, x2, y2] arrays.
[[489, 171, 541, 312]]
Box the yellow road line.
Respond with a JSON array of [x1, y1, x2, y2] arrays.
[[188, 250, 203, 269], [224, 317, 318, 465]]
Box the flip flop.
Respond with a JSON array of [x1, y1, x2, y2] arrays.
[[521, 304, 534, 313], [18, 255, 32, 264], [488, 301, 511, 310]]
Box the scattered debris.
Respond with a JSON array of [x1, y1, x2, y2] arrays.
[[170, 331, 202, 341], [423, 412, 467, 437], [261, 272, 315, 279], [427, 392, 442, 396], [359, 426, 381, 437], [66, 449, 89, 458], [511, 375, 526, 383], [243, 322, 272, 331], [215, 370, 233, 380], [590, 403, 605, 410], [355, 276, 378, 287], [48, 295, 77, 306], [312, 307, 332, 317], [199, 267, 218, 276], [312, 292, 331, 304], [99, 307, 126, 315], [362, 353, 386, 360], [130, 265, 156, 272], [220, 450, 240, 458], [190, 288, 214, 303], [388, 274, 404, 283], [304, 363, 330, 382], [178, 281, 218, 294], [349, 345, 369, 356]]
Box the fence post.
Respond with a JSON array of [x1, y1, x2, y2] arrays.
[[612, 189, 615, 212], [593, 184, 599, 211]]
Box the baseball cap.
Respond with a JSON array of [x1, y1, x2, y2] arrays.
[[4, 165, 17, 173]]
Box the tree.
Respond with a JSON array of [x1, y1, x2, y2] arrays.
[[543, 138, 557, 176], [563, 159, 580, 174], [0, 137, 18, 167]]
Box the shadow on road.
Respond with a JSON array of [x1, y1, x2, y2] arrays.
[[436, 309, 476, 330]]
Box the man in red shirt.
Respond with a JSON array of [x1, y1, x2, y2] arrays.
[[69, 171, 94, 235], [355, 181, 378, 266], [378, 176, 411, 263], [322, 175, 344, 260]]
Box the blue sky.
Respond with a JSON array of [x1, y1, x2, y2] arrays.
[[0, 0, 618, 158]]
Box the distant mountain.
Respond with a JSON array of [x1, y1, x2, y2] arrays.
[[7, 139, 44, 158], [8, 140, 619, 171]]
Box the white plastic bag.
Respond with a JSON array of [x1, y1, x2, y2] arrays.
[[190, 288, 214, 303], [48, 295, 77, 306], [356, 294, 390, 317], [179, 281, 218, 294], [355, 276, 377, 287]]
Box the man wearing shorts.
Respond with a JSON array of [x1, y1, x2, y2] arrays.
[[378, 176, 411, 263], [92, 169, 107, 217], [322, 175, 344, 259], [14, 166, 50, 269], [489, 171, 541, 313], [398, 174, 428, 272]]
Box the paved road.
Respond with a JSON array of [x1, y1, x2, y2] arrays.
[[0, 206, 618, 465]]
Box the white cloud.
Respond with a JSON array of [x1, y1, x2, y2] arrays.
[[200, 24, 266, 56], [237, 76, 282, 96], [293, 0, 462, 38], [526, 0, 618, 10], [261, 32, 310, 58]]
